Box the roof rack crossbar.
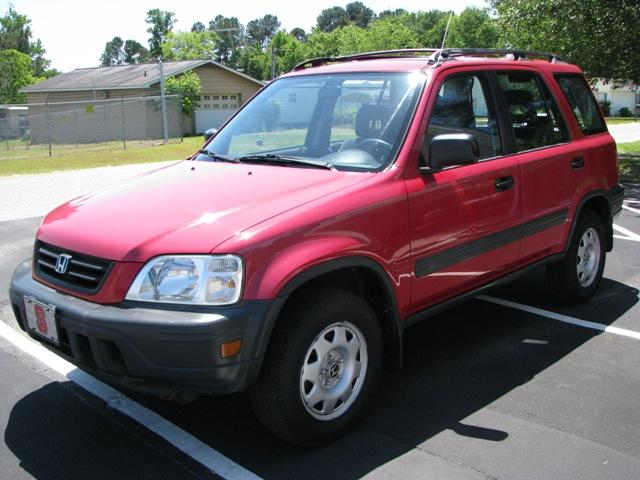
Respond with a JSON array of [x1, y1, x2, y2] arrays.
[[291, 48, 564, 72]]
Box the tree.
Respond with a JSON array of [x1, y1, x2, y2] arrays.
[[246, 14, 280, 48], [123, 40, 149, 64], [269, 31, 307, 77], [164, 70, 202, 115], [0, 6, 52, 76], [490, 0, 640, 83], [0, 49, 37, 103], [290, 28, 307, 42], [365, 17, 419, 51], [208, 16, 243, 65], [317, 6, 349, 32], [161, 31, 218, 61], [146, 9, 176, 59], [100, 36, 125, 66], [0, 6, 30, 52], [191, 21, 205, 33], [446, 8, 500, 48], [346, 2, 375, 29], [379, 9, 407, 19], [100, 37, 148, 66], [164, 70, 201, 116]]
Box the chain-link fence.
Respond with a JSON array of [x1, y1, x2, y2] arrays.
[[0, 95, 188, 156]]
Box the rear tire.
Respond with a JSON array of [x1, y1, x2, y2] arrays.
[[547, 210, 606, 304], [250, 289, 382, 446]]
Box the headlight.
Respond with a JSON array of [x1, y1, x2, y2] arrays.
[[126, 255, 243, 305]]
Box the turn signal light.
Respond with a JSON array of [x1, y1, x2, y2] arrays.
[[220, 339, 243, 358]]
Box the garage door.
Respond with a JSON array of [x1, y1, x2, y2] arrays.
[[195, 93, 240, 133]]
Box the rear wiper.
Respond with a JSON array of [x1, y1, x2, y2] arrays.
[[195, 149, 239, 163], [235, 154, 335, 170]]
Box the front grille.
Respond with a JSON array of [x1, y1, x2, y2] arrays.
[[35, 241, 112, 293]]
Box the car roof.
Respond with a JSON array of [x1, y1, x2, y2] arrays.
[[281, 49, 584, 78]]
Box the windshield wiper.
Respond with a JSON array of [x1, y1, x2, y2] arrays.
[[196, 149, 239, 163], [235, 154, 335, 170]]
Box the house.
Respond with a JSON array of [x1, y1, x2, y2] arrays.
[[0, 106, 28, 139], [20, 59, 264, 144], [593, 80, 639, 117]]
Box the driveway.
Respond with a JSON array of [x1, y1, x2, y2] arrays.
[[0, 161, 177, 222], [608, 122, 640, 143]]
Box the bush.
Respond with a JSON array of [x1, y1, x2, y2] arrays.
[[164, 71, 202, 116], [599, 100, 611, 117], [619, 107, 634, 118]]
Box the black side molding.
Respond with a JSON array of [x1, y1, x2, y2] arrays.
[[416, 210, 568, 277], [610, 183, 625, 218]]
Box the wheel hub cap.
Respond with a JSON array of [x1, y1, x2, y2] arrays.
[[576, 227, 601, 287], [320, 352, 344, 387], [299, 322, 368, 421]]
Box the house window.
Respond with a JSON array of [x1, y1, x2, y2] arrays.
[[635, 92, 640, 106], [289, 93, 297, 103], [212, 104, 219, 109], [203, 95, 210, 100], [230, 95, 237, 100], [203, 104, 211, 109], [213, 95, 219, 100], [222, 95, 228, 100], [222, 104, 229, 109]]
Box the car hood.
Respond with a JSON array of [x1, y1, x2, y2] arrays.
[[37, 161, 371, 262]]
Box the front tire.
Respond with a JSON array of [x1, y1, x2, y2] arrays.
[[547, 210, 606, 304], [250, 289, 382, 446]]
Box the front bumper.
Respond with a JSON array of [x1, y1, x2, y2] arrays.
[[9, 259, 276, 395]]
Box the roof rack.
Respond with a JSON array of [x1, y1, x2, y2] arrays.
[[292, 49, 439, 70], [430, 48, 564, 64], [291, 48, 564, 71]]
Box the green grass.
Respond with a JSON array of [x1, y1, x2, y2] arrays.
[[0, 137, 203, 176], [617, 141, 640, 182], [606, 117, 639, 125], [617, 141, 640, 155]]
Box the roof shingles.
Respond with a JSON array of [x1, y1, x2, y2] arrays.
[[22, 59, 263, 93]]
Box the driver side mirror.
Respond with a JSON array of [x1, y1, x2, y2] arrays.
[[419, 133, 480, 174]]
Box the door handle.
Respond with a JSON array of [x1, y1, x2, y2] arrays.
[[495, 176, 514, 192], [571, 157, 585, 170]]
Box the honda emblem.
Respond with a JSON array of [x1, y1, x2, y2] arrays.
[[55, 253, 72, 274]]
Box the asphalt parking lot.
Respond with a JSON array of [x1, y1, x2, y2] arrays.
[[1, 165, 639, 479]]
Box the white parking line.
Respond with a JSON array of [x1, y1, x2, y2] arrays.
[[622, 204, 640, 215], [478, 295, 640, 341], [613, 223, 640, 242], [0, 321, 262, 480]]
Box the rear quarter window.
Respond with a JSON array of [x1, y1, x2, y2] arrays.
[[554, 74, 607, 135]]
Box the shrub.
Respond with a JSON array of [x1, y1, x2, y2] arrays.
[[164, 71, 202, 116], [618, 107, 633, 118], [599, 100, 611, 117]]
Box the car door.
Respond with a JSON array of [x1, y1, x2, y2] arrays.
[[405, 70, 522, 312], [493, 69, 577, 263]]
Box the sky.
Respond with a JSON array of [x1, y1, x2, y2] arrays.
[[1, 0, 487, 72]]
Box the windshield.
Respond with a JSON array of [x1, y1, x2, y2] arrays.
[[199, 72, 424, 172]]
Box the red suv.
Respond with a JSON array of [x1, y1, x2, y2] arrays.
[[10, 49, 623, 445]]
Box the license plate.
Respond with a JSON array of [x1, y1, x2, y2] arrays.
[[23, 296, 59, 345]]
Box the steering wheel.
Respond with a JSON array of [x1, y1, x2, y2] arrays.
[[358, 138, 393, 159]]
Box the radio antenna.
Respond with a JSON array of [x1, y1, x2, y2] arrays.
[[440, 11, 454, 50]]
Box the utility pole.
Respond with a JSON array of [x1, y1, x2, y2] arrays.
[[271, 44, 276, 80], [158, 58, 169, 143]]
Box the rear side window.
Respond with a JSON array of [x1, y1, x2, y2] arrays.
[[555, 74, 607, 135], [496, 71, 568, 152]]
